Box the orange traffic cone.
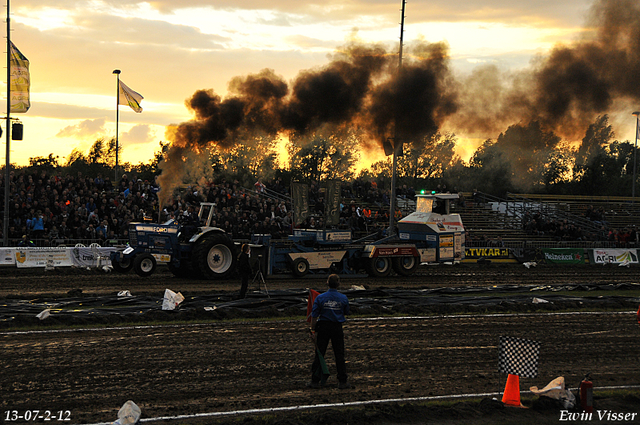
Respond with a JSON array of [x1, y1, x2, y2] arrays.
[[502, 374, 525, 407]]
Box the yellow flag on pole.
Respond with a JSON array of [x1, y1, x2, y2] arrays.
[[10, 42, 30, 113], [118, 80, 143, 113]]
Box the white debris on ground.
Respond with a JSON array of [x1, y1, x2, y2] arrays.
[[113, 400, 141, 425], [530, 376, 576, 409], [532, 297, 551, 304], [36, 309, 51, 320], [162, 289, 185, 311]]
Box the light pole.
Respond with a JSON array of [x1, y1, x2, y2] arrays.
[[4, 0, 10, 247], [113, 69, 121, 183], [633, 111, 640, 200], [388, 0, 406, 235]]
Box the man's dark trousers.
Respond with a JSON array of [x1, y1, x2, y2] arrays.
[[311, 321, 347, 384]]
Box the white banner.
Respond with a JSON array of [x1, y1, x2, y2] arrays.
[[12, 247, 117, 268], [0, 248, 16, 265], [15, 248, 73, 268], [70, 247, 116, 268], [592, 249, 639, 265]]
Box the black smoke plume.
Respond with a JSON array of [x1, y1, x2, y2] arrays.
[[450, 0, 640, 139], [159, 0, 640, 206], [158, 41, 455, 205]]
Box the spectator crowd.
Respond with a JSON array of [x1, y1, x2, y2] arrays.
[[2, 170, 410, 247], [7, 169, 632, 249]]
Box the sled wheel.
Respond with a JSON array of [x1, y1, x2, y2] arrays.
[[366, 257, 391, 277], [392, 256, 419, 276], [292, 257, 310, 277]]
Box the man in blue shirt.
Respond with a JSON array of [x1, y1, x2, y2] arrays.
[[308, 274, 350, 389]]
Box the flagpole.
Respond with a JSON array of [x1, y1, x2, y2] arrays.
[[4, 0, 11, 247], [113, 69, 121, 184]]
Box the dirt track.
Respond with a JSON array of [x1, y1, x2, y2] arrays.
[[2, 265, 640, 424], [2, 262, 640, 297]]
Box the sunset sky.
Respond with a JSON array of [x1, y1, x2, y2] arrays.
[[4, 0, 638, 169]]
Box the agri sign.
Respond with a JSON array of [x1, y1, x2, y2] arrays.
[[593, 249, 639, 265]]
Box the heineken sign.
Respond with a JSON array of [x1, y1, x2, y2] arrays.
[[541, 249, 586, 264]]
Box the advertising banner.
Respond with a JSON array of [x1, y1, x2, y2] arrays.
[[323, 179, 341, 227], [464, 247, 510, 259], [291, 182, 309, 226], [10, 42, 30, 113], [540, 248, 586, 264], [15, 248, 73, 268], [12, 247, 117, 268], [0, 249, 15, 265], [591, 249, 639, 265], [69, 247, 116, 268]]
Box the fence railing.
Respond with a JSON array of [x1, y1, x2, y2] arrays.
[[506, 193, 602, 235], [5, 238, 129, 248], [465, 239, 636, 249]]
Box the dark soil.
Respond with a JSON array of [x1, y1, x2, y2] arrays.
[[2, 264, 640, 424]]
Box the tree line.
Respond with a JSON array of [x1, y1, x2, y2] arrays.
[[17, 115, 638, 198]]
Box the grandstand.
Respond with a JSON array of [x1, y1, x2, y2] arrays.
[[454, 191, 640, 249], [3, 165, 638, 251]]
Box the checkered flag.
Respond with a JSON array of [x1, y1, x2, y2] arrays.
[[498, 336, 540, 378]]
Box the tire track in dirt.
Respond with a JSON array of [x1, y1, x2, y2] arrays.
[[2, 311, 639, 424]]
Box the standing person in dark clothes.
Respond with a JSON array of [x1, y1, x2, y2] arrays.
[[308, 274, 351, 389], [237, 243, 253, 299]]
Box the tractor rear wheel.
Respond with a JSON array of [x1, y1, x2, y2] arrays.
[[194, 233, 237, 279], [392, 256, 420, 276], [112, 257, 133, 273]]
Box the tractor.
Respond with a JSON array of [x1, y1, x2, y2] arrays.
[[110, 203, 237, 278]]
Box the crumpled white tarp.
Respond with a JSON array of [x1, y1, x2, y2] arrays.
[[162, 289, 185, 311], [532, 297, 551, 304], [113, 400, 141, 425], [530, 376, 576, 409], [36, 309, 51, 320]]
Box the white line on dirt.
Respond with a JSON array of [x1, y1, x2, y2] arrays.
[[81, 385, 640, 425], [1, 310, 635, 336]]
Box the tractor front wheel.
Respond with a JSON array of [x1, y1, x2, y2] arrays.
[[133, 253, 157, 277]]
